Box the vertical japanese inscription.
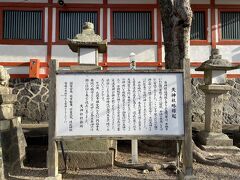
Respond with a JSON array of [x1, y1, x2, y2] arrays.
[[57, 73, 183, 136]]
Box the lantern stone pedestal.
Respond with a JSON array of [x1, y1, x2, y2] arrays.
[[197, 85, 233, 146], [196, 49, 240, 152]]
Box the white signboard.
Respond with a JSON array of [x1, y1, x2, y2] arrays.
[[55, 72, 184, 137]]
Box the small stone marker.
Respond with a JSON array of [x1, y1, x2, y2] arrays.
[[196, 49, 240, 146]]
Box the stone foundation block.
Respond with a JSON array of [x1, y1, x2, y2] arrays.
[[0, 94, 17, 104], [197, 132, 233, 146], [200, 145, 240, 155], [58, 151, 113, 170], [0, 87, 12, 95], [60, 140, 111, 151], [0, 104, 14, 120]]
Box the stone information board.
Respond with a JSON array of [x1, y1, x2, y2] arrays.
[[55, 72, 184, 137]]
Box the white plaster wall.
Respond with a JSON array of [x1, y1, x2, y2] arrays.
[[6, 67, 46, 75], [0, 0, 48, 2], [108, 45, 157, 62], [53, 0, 103, 3], [227, 68, 240, 74], [52, 45, 103, 62], [191, 67, 203, 75], [215, 0, 240, 4], [162, 45, 211, 62], [190, 46, 211, 62], [0, 45, 47, 62], [108, 0, 156, 4], [217, 45, 240, 63], [191, 0, 210, 4]]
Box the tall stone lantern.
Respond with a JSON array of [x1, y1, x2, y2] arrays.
[[68, 22, 107, 70], [196, 49, 240, 146]]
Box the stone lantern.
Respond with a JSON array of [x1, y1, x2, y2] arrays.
[[196, 49, 240, 146], [68, 22, 107, 70]]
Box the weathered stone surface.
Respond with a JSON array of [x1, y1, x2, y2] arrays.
[[0, 94, 17, 104], [0, 120, 10, 131], [0, 104, 14, 120], [60, 140, 110, 152], [200, 145, 240, 155], [58, 151, 113, 169], [1, 117, 26, 175], [197, 132, 233, 146], [0, 86, 12, 95], [192, 78, 240, 125]]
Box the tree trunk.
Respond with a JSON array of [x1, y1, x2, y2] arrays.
[[159, 0, 192, 69]]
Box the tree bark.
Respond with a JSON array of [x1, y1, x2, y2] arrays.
[[159, 0, 192, 69]]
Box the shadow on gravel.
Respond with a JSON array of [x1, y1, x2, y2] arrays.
[[62, 174, 146, 180]]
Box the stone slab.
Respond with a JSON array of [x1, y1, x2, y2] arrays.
[[0, 94, 17, 104], [0, 104, 14, 120], [59, 140, 110, 151], [197, 131, 233, 146], [200, 145, 240, 155], [0, 87, 12, 95], [58, 151, 113, 169], [0, 120, 10, 131]]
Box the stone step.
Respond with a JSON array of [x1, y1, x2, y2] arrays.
[[200, 145, 240, 155]]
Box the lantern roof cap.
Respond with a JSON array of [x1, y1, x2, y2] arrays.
[[196, 48, 240, 71]]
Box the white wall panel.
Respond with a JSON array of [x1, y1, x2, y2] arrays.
[[108, 45, 157, 62], [5, 67, 47, 75], [190, 46, 211, 62], [162, 45, 211, 63], [52, 45, 103, 62], [191, 67, 203, 75], [217, 45, 240, 63], [0, 0, 48, 2], [108, 0, 156, 4], [53, 0, 103, 3], [215, 0, 240, 4], [191, 0, 210, 4], [0, 45, 47, 62]]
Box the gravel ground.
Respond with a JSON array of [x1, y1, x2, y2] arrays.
[[6, 142, 240, 180]]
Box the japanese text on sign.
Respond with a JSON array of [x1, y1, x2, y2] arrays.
[[55, 73, 184, 137]]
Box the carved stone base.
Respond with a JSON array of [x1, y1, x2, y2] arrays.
[[197, 131, 233, 146], [200, 145, 240, 155]]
